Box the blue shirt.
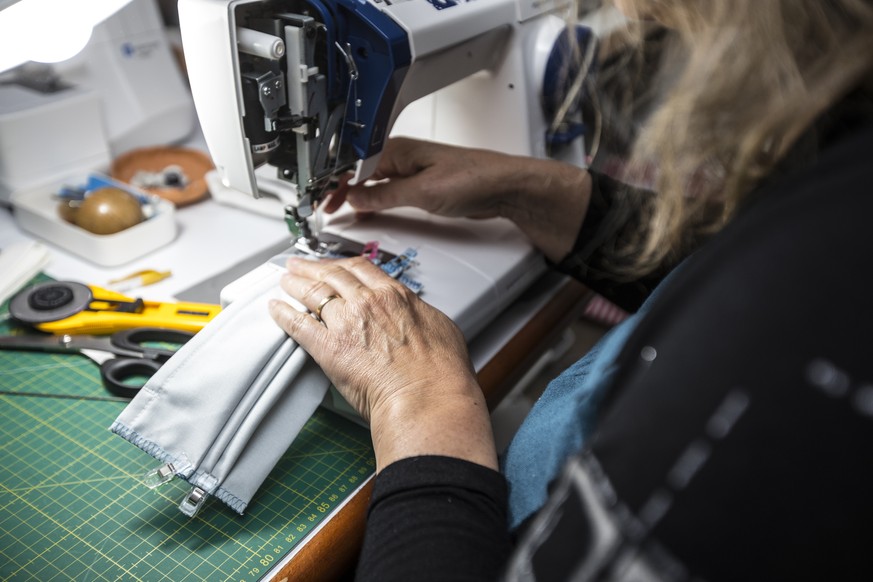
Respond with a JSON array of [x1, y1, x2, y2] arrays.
[[500, 270, 677, 529]]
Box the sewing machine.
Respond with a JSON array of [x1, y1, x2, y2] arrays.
[[178, 0, 593, 339]]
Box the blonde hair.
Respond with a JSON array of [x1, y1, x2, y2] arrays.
[[600, 0, 873, 276]]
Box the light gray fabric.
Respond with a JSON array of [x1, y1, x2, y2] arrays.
[[110, 267, 330, 515]]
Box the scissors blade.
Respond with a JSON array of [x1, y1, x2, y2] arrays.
[[0, 334, 83, 354], [79, 348, 114, 365], [0, 334, 141, 360], [62, 335, 142, 359]]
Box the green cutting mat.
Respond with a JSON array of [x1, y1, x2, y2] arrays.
[[0, 280, 375, 582]]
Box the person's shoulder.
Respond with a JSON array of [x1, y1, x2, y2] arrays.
[[602, 120, 873, 399], [689, 121, 873, 290], [742, 120, 873, 225]]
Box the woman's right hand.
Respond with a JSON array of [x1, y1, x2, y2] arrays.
[[323, 137, 592, 263], [268, 255, 499, 472]]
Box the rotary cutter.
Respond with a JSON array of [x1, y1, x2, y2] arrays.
[[9, 281, 221, 335]]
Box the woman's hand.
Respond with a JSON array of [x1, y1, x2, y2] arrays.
[[323, 137, 513, 219], [323, 137, 592, 263], [268, 256, 498, 472]]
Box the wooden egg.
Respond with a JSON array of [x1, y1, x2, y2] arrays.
[[74, 188, 145, 235]]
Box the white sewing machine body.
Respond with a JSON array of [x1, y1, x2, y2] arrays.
[[178, 0, 588, 195], [178, 0, 593, 341], [220, 205, 546, 340]]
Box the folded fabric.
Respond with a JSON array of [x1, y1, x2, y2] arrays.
[[110, 265, 330, 516]]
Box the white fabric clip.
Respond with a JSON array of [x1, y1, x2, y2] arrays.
[[142, 462, 176, 489], [110, 266, 331, 516], [179, 486, 208, 518]]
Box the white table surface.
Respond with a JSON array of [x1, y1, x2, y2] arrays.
[[0, 187, 292, 302]]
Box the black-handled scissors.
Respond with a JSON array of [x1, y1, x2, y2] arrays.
[[0, 327, 193, 398]]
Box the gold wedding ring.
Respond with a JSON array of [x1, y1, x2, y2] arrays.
[[314, 294, 340, 323]]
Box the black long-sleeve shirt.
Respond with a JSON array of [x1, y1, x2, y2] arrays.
[[356, 119, 873, 581]]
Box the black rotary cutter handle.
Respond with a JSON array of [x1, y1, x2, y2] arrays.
[[100, 327, 196, 399]]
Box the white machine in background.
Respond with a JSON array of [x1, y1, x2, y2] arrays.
[[179, 0, 595, 339], [53, 0, 196, 155], [0, 0, 196, 205]]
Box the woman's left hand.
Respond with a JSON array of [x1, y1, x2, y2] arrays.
[[268, 256, 498, 472]]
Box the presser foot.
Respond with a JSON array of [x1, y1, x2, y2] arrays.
[[292, 231, 396, 263]]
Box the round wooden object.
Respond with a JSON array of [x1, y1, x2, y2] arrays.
[[73, 188, 144, 235], [111, 147, 213, 207]]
